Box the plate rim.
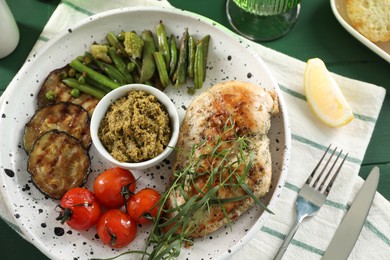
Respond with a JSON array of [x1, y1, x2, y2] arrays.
[[0, 5, 291, 260], [330, 0, 390, 63]]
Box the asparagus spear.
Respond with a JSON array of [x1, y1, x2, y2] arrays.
[[108, 47, 133, 83]]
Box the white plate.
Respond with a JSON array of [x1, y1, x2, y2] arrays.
[[0, 7, 290, 260], [330, 0, 390, 63]]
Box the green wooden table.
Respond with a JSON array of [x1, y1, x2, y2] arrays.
[[0, 0, 389, 259]]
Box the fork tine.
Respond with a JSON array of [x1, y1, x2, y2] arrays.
[[305, 144, 332, 185], [312, 147, 338, 188], [318, 149, 343, 191], [323, 153, 348, 195]]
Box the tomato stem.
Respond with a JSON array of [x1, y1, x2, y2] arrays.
[[55, 206, 73, 225], [121, 184, 134, 202], [121, 181, 138, 213], [105, 227, 117, 247], [141, 212, 154, 221]]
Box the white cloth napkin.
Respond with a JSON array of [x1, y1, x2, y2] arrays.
[[1, 0, 389, 259]]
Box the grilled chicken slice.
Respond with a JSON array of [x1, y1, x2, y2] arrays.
[[37, 66, 99, 116], [165, 81, 279, 238], [23, 102, 91, 153], [27, 130, 90, 199]]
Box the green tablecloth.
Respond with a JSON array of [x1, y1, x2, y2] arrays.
[[0, 0, 389, 259]]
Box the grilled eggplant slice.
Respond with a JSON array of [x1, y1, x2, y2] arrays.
[[37, 66, 99, 116], [23, 102, 91, 153], [27, 130, 90, 199]]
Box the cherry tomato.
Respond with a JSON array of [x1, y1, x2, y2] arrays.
[[57, 187, 101, 230], [97, 209, 137, 248], [94, 167, 136, 208], [126, 188, 161, 224]]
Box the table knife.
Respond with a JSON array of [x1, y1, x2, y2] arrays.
[[322, 166, 379, 260]]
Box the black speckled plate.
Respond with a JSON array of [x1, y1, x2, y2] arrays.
[[0, 6, 291, 260]]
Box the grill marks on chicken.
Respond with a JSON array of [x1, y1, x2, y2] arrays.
[[165, 81, 279, 238]]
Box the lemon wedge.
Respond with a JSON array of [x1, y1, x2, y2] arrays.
[[304, 58, 354, 127]]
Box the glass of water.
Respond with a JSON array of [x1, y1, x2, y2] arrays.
[[226, 0, 301, 42]]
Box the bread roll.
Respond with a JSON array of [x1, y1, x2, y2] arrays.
[[346, 0, 390, 42]]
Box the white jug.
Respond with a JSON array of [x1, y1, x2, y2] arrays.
[[0, 0, 19, 59]]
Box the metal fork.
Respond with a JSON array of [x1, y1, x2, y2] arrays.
[[273, 145, 348, 260]]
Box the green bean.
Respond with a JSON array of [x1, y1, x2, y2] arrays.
[[139, 30, 156, 83], [156, 21, 170, 68], [95, 59, 128, 84], [169, 34, 178, 78], [194, 41, 204, 89], [173, 28, 189, 87], [62, 78, 106, 99], [107, 47, 127, 75], [108, 47, 133, 83], [198, 35, 210, 79], [69, 59, 121, 90], [85, 77, 112, 93], [106, 31, 126, 55], [84, 52, 128, 84], [187, 36, 196, 78], [153, 52, 170, 88]]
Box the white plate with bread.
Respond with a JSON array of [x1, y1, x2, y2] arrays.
[[330, 0, 390, 63]]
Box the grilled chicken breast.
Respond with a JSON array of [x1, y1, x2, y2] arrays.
[[165, 81, 279, 238]]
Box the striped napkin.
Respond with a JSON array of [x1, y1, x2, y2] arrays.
[[1, 0, 389, 259]]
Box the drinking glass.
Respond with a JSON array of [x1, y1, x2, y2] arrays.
[[226, 0, 301, 41]]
